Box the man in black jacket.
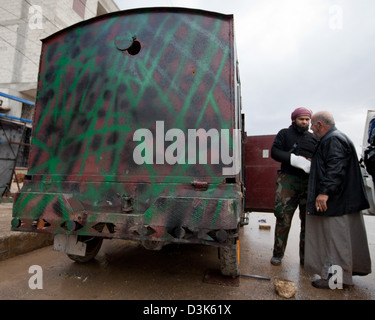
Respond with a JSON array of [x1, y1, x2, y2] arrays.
[[270, 107, 318, 266], [305, 111, 371, 289]]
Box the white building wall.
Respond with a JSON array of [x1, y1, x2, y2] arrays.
[[0, 0, 119, 119]]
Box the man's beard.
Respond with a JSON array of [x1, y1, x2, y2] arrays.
[[292, 122, 309, 133]]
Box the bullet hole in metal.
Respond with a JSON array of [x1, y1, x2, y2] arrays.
[[115, 36, 141, 56], [127, 39, 141, 56]]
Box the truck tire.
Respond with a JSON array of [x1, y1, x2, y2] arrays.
[[219, 243, 240, 278], [67, 236, 103, 263]]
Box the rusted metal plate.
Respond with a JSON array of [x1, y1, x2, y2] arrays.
[[244, 135, 279, 212]]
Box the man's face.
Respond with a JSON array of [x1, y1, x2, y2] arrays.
[[295, 116, 310, 129], [310, 116, 322, 139]]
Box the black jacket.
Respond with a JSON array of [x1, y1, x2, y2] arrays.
[[307, 127, 369, 216], [271, 124, 318, 177]]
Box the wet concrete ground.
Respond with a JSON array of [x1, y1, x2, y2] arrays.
[[240, 212, 375, 300], [0, 206, 374, 300]]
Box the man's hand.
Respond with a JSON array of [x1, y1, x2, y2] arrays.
[[290, 153, 311, 173], [316, 194, 329, 212]]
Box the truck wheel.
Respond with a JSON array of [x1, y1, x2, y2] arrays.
[[67, 236, 103, 263], [219, 243, 240, 278]]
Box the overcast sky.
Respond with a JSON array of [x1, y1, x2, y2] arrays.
[[114, 0, 375, 154]]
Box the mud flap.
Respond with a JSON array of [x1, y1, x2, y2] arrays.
[[53, 234, 87, 257]]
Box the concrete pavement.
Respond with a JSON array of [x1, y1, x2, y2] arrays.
[[1, 199, 375, 300]]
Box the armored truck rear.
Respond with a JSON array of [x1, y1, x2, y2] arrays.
[[12, 7, 245, 277]]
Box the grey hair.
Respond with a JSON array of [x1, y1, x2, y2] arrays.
[[314, 111, 335, 128]]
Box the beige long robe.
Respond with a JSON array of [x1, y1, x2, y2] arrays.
[[304, 212, 371, 285]]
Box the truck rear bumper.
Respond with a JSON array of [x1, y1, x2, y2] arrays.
[[12, 192, 241, 247]]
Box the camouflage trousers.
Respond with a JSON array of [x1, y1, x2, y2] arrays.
[[272, 173, 309, 263]]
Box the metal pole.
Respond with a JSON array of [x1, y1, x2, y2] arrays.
[[0, 113, 33, 124], [0, 92, 35, 106]]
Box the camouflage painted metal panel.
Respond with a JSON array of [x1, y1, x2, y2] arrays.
[[12, 8, 243, 247]]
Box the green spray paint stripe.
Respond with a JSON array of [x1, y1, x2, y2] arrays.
[[178, 19, 223, 123], [195, 46, 231, 129], [142, 12, 175, 68], [76, 55, 102, 175], [34, 41, 66, 135], [195, 198, 210, 224], [12, 192, 32, 218], [210, 198, 223, 229], [160, 16, 201, 117], [134, 18, 182, 108], [28, 140, 60, 175]]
